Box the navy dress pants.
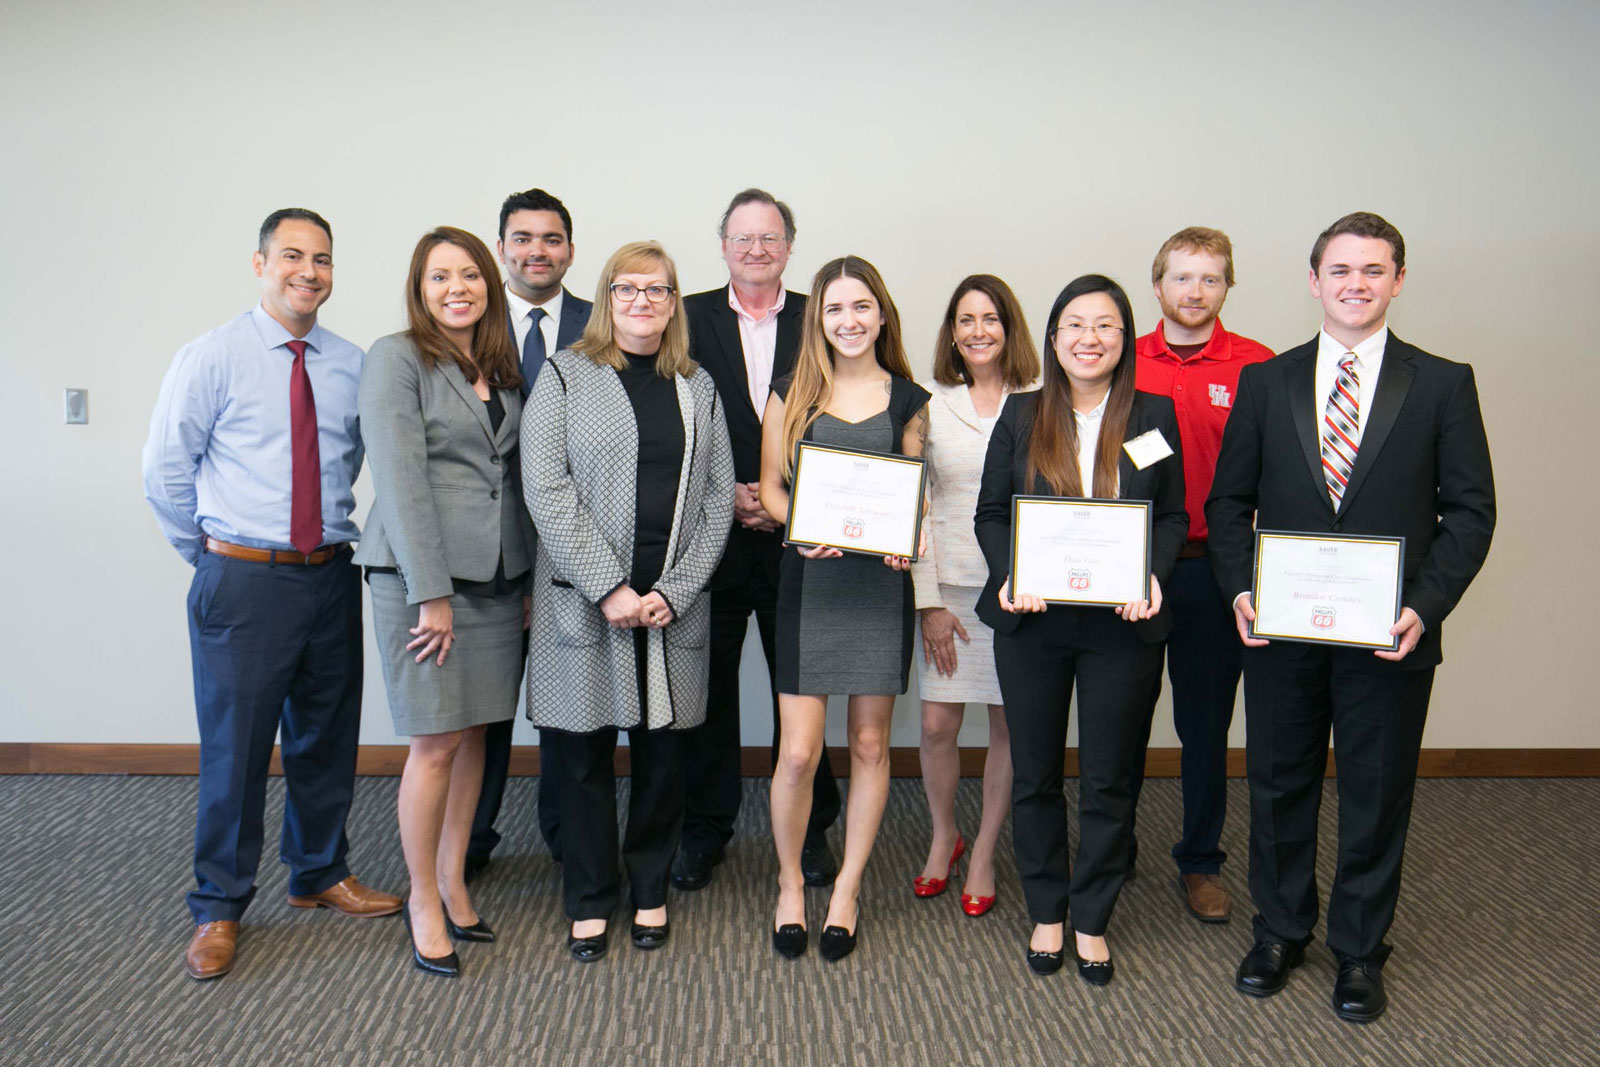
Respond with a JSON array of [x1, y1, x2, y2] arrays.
[[185, 549, 363, 923]]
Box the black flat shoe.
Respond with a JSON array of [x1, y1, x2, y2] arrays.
[[818, 922, 857, 961], [1074, 947, 1115, 986], [670, 847, 725, 892], [801, 842, 839, 888], [1026, 948, 1064, 976], [1333, 960, 1388, 1023], [631, 921, 670, 951], [1235, 939, 1305, 998], [402, 903, 460, 978], [445, 910, 496, 943], [772, 923, 808, 959], [567, 925, 609, 963]]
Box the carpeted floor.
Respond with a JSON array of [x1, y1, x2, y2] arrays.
[[1, 774, 1595, 1066]]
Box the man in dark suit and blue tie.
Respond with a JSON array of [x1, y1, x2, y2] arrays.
[[465, 188, 592, 880], [1207, 212, 1495, 1023]]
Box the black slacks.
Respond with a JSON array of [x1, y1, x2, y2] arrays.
[[679, 564, 840, 854], [1243, 642, 1434, 964], [995, 606, 1162, 935], [544, 725, 684, 921], [1128, 552, 1241, 874]]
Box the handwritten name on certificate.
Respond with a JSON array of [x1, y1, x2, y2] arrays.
[[1010, 497, 1152, 606], [1250, 531, 1405, 649], [785, 442, 927, 559]]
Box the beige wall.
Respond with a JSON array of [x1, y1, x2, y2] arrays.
[[2, 1, 1595, 748]]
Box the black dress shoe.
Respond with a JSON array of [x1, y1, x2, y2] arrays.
[[402, 904, 460, 978], [445, 911, 496, 943], [462, 853, 490, 884], [567, 926, 609, 963], [1026, 948, 1064, 976], [670, 847, 725, 892], [801, 842, 838, 887], [631, 921, 670, 951], [1235, 939, 1305, 997], [772, 923, 808, 959], [1074, 947, 1116, 986], [1333, 960, 1388, 1023]]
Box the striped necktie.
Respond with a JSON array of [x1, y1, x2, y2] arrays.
[[1321, 354, 1360, 509]]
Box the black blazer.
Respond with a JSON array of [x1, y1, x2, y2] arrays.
[[1205, 334, 1495, 671], [973, 390, 1189, 642], [685, 286, 807, 590], [511, 288, 593, 399]]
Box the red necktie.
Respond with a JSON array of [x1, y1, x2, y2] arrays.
[[287, 340, 324, 554]]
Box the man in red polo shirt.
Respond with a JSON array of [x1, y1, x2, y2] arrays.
[[1128, 226, 1275, 923]]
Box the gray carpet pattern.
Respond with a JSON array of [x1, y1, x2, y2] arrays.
[[1, 775, 1596, 1066]]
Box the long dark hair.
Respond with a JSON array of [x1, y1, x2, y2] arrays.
[[403, 226, 521, 390], [1025, 274, 1138, 498]]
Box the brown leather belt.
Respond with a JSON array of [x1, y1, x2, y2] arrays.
[[205, 537, 343, 565], [1178, 541, 1208, 560]]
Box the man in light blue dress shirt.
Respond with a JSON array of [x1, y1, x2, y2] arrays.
[[143, 208, 400, 981]]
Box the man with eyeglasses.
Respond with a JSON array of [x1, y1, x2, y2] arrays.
[[672, 188, 841, 892], [465, 188, 592, 883], [1127, 227, 1275, 925]]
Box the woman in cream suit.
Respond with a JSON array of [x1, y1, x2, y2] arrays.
[[910, 275, 1039, 917], [356, 226, 537, 977]]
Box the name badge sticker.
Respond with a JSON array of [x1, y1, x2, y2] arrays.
[[1122, 429, 1174, 470]]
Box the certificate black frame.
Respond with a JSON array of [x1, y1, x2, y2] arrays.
[[1248, 529, 1406, 650], [783, 441, 929, 560], [1008, 495, 1152, 607]]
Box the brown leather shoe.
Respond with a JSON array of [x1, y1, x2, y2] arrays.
[[185, 920, 239, 980], [287, 876, 402, 917], [1180, 873, 1232, 923]]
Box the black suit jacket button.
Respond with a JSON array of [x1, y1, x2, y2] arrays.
[[491, 490, 501, 500], [490, 454, 501, 465], [1332, 521, 1342, 532]]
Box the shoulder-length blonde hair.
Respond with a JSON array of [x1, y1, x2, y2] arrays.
[[931, 273, 1040, 390], [779, 255, 913, 479], [573, 241, 694, 379], [404, 226, 521, 390]]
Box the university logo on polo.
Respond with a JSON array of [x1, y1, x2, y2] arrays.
[[841, 517, 865, 539], [1068, 568, 1092, 591], [1208, 383, 1232, 408], [1311, 605, 1337, 629]]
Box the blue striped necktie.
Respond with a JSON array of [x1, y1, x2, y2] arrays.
[[1321, 354, 1360, 509]]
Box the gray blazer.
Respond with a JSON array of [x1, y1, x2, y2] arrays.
[[353, 332, 537, 604], [522, 348, 735, 732]]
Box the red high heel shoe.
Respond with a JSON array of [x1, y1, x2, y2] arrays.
[[912, 836, 966, 898], [960, 889, 996, 917]]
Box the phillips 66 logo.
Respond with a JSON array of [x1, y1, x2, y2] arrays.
[[1310, 606, 1337, 629], [842, 517, 865, 539], [1068, 568, 1092, 591]]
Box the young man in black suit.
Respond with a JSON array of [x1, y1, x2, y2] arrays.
[[1207, 212, 1495, 1022], [465, 188, 592, 881], [671, 188, 840, 891]]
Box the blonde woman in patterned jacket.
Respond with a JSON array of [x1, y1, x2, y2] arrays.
[[910, 275, 1039, 918], [521, 241, 734, 963]]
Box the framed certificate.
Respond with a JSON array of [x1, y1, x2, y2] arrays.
[[1249, 531, 1405, 650], [1009, 496, 1152, 606], [784, 442, 928, 559]]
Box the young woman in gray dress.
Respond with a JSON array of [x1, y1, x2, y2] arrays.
[[356, 227, 537, 977], [758, 256, 930, 961]]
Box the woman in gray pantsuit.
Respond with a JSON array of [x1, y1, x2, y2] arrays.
[[522, 241, 734, 962], [355, 227, 536, 978]]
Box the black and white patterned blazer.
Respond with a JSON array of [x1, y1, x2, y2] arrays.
[[520, 348, 735, 732]]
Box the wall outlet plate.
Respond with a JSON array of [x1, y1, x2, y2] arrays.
[[65, 388, 88, 424]]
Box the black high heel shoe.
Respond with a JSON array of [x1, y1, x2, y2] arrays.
[[567, 923, 609, 963], [772, 923, 808, 959], [445, 908, 496, 943], [402, 902, 460, 978]]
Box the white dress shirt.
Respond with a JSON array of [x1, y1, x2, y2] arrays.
[[506, 284, 564, 356], [1074, 394, 1114, 496], [1314, 325, 1388, 445], [728, 284, 785, 417]]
